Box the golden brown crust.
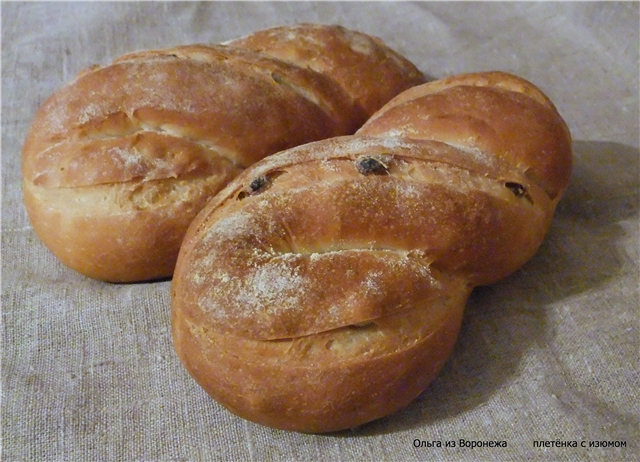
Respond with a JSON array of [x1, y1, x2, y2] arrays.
[[176, 137, 552, 340], [359, 71, 572, 199], [225, 23, 426, 117], [173, 280, 468, 433], [22, 24, 426, 282], [172, 71, 572, 432]]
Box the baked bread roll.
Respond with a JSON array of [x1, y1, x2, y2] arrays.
[[22, 24, 425, 282], [171, 71, 572, 433]]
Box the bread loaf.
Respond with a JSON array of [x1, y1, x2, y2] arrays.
[[171, 71, 572, 433], [22, 24, 425, 282]]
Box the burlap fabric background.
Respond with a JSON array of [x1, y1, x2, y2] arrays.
[[2, 2, 638, 461]]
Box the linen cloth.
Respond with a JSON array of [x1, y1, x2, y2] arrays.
[[2, 2, 638, 461]]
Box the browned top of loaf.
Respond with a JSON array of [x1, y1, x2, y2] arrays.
[[22, 24, 426, 190], [226, 23, 427, 117], [22, 46, 350, 187], [174, 136, 555, 340], [359, 71, 572, 199]]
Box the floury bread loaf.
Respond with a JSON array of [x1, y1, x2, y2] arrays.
[[22, 24, 425, 282], [171, 71, 572, 433]]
